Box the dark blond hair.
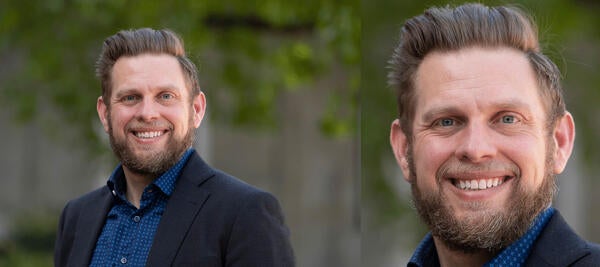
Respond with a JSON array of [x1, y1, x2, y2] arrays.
[[388, 3, 565, 137], [96, 28, 200, 105]]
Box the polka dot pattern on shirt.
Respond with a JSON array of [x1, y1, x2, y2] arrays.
[[485, 207, 555, 267], [408, 207, 555, 267], [90, 149, 194, 266]]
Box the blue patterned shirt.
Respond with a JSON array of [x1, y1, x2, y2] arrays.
[[90, 148, 194, 266], [408, 207, 556, 267]]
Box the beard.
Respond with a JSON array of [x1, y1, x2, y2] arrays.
[[408, 139, 557, 254], [107, 110, 195, 178]]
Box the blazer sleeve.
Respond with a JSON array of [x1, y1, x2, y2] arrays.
[[225, 190, 295, 267], [54, 201, 74, 267]]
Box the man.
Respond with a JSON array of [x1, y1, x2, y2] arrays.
[[54, 28, 294, 266], [388, 3, 600, 266]]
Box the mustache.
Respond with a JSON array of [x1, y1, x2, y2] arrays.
[[436, 159, 521, 181]]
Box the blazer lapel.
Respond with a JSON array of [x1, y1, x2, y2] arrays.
[[525, 211, 591, 266], [69, 187, 114, 266], [146, 152, 215, 267]]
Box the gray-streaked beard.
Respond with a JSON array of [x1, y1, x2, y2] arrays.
[[107, 110, 195, 179], [408, 142, 556, 254]]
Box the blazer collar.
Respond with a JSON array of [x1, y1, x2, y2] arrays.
[[146, 151, 216, 266], [525, 210, 591, 266]]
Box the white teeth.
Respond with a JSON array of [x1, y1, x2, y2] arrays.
[[478, 180, 486, 190], [135, 131, 163, 139], [454, 177, 509, 191]]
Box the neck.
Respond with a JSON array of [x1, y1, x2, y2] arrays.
[[433, 237, 494, 267], [122, 167, 155, 209]]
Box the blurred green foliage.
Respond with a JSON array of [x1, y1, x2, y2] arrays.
[[0, 1, 358, 265], [0, 212, 56, 267], [0, 0, 359, 157], [363, 0, 600, 246]]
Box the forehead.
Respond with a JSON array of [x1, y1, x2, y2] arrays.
[[111, 53, 187, 94], [413, 47, 544, 116]]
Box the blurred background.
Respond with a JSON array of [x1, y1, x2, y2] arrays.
[[363, 0, 600, 266], [0, 1, 358, 266], [3, 0, 600, 266]]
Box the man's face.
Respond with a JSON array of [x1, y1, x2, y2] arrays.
[[390, 47, 574, 252], [97, 53, 205, 177]]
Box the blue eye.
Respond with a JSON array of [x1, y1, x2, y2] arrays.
[[124, 95, 137, 102], [501, 115, 516, 124], [439, 118, 455, 127], [160, 93, 173, 100]]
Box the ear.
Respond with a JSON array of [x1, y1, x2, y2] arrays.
[[390, 119, 412, 182], [192, 92, 206, 128], [97, 96, 110, 133], [552, 112, 575, 174]]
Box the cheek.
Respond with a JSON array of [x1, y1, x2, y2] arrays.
[[164, 108, 191, 131], [108, 110, 132, 133], [412, 137, 454, 189], [499, 135, 548, 189]]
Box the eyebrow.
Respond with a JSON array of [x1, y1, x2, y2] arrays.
[[421, 106, 463, 123], [421, 98, 533, 123], [113, 84, 182, 99]]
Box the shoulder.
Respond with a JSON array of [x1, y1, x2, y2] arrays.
[[574, 242, 600, 266], [164, 155, 295, 265], [175, 153, 285, 223], [526, 210, 600, 266], [211, 169, 269, 194], [203, 168, 281, 211], [203, 172, 294, 265], [62, 187, 112, 214], [178, 155, 286, 226], [180, 152, 276, 203], [57, 186, 112, 232], [60, 187, 111, 215]]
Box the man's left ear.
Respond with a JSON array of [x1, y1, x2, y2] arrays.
[[192, 92, 206, 128], [552, 112, 575, 174]]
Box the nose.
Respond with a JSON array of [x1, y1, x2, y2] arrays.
[[455, 121, 497, 163], [137, 97, 159, 122]]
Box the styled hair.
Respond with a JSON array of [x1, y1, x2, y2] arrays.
[[388, 3, 565, 137], [96, 28, 201, 105]]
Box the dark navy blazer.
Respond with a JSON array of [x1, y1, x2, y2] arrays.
[[524, 210, 600, 266], [54, 151, 295, 266]]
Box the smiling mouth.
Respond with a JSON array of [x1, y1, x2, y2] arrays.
[[450, 176, 513, 191], [133, 130, 167, 139]]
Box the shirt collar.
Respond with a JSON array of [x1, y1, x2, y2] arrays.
[[107, 148, 195, 198], [483, 207, 555, 266], [408, 207, 556, 267], [408, 233, 439, 267]]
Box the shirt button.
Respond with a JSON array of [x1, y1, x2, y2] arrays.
[[133, 216, 141, 222], [120, 256, 127, 264]]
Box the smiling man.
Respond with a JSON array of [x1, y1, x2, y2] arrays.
[[388, 3, 600, 267], [54, 28, 294, 266]]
